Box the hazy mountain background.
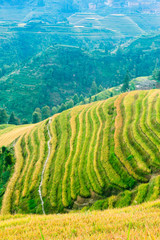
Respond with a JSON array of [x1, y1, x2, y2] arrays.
[[0, 0, 160, 121]]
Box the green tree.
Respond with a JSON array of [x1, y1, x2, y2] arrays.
[[35, 108, 41, 113], [83, 98, 87, 104], [32, 111, 41, 123], [5, 153, 13, 166], [98, 84, 104, 93], [121, 72, 130, 92], [130, 82, 135, 91], [56, 105, 60, 113], [79, 94, 84, 102], [66, 99, 74, 109], [59, 103, 66, 112], [51, 106, 58, 115], [90, 81, 98, 95], [22, 118, 29, 124], [42, 106, 50, 120], [8, 112, 20, 125], [73, 94, 79, 105], [153, 68, 160, 81], [0, 109, 8, 124], [94, 96, 98, 102], [116, 46, 123, 58]]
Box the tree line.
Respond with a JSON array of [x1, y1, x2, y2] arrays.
[[0, 111, 20, 125], [2, 67, 156, 126], [0, 81, 104, 125], [32, 81, 104, 123], [0, 71, 145, 125]]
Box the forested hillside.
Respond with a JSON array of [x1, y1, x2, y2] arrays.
[[1, 0, 160, 121], [1, 32, 160, 121]]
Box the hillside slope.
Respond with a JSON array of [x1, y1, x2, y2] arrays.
[[1, 89, 160, 214], [0, 200, 160, 240], [1, 32, 160, 121], [68, 13, 144, 38]]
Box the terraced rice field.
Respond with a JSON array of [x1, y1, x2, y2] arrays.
[[68, 13, 144, 37], [1, 90, 160, 214], [0, 124, 34, 148]]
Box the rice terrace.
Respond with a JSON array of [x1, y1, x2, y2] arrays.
[[1, 0, 160, 239], [0, 90, 160, 239]]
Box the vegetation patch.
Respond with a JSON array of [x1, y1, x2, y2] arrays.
[[0, 146, 15, 211]]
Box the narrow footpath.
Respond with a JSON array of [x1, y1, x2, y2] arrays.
[[38, 118, 52, 214]]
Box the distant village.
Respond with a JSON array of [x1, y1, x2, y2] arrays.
[[88, 0, 160, 13]]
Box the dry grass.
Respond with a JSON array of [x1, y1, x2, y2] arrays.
[[0, 200, 160, 240], [0, 125, 35, 147]]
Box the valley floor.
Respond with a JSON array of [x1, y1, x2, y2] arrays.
[[0, 200, 160, 240]]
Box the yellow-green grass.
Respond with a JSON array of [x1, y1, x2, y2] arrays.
[[78, 104, 94, 198], [100, 98, 131, 188], [155, 93, 160, 124], [1, 90, 160, 215], [120, 94, 147, 179], [71, 105, 89, 200], [29, 122, 46, 192], [0, 200, 160, 239], [0, 124, 35, 147], [42, 114, 59, 197], [62, 106, 85, 206], [0, 125, 16, 135], [88, 174, 160, 211], [21, 126, 40, 198], [143, 91, 160, 148], [147, 91, 160, 141], [1, 135, 25, 215], [93, 102, 107, 188], [49, 110, 71, 208], [123, 92, 150, 175], [131, 93, 153, 168], [114, 93, 142, 180], [13, 129, 33, 207], [133, 92, 159, 168], [139, 91, 160, 166], [86, 102, 104, 194]]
